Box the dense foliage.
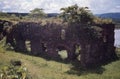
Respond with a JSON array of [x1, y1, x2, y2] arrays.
[[60, 4, 94, 24], [29, 8, 47, 19]]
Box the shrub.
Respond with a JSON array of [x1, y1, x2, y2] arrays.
[[0, 59, 30, 79]]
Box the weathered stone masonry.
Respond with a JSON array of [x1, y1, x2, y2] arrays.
[[1, 21, 118, 68], [80, 24, 118, 68]]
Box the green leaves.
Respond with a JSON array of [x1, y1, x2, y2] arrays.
[[29, 8, 47, 19], [0, 60, 29, 79], [60, 4, 94, 24]]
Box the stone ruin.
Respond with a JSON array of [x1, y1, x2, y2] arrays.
[[46, 23, 118, 68], [0, 20, 118, 68], [79, 23, 118, 68]]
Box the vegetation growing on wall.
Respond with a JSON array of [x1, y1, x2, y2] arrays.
[[60, 4, 94, 24]]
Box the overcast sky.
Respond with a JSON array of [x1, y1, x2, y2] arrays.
[[0, 0, 120, 14]]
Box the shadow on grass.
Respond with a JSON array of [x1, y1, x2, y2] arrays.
[[6, 47, 117, 76], [5, 47, 69, 64], [65, 60, 105, 76]]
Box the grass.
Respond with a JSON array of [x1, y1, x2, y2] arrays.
[[0, 39, 120, 79]]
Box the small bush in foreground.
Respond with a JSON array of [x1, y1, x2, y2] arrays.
[[0, 59, 30, 79]]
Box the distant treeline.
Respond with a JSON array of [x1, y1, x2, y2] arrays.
[[7, 12, 59, 18], [6, 12, 120, 23], [96, 13, 120, 23]]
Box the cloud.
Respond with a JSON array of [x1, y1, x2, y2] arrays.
[[90, 0, 120, 13], [0, 0, 120, 14], [116, 6, 120, 8]]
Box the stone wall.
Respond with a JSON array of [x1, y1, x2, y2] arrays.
[[3, 22, 118, 68], [101, 24, 118, 61], [80, 23, 118, 68]]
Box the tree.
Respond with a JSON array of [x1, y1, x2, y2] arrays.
[[0, 12, 10, 18], [29, 8, 47, 19], [60, 4, 94, 24]]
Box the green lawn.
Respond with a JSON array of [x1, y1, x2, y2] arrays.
[[0, 39, 120, 79]]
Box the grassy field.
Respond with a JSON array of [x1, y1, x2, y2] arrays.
[[0, 39, 120, 79]]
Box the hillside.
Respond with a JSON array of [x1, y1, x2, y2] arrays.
[[96, 13, 120, 23], [0, 39, 120, 79]]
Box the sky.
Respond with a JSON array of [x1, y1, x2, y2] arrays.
[[0, 0, 120, 14]]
